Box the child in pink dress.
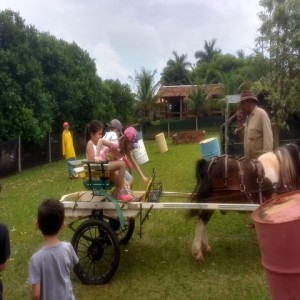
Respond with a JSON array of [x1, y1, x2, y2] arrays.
[[86, 120, 133, 202], [96, 126, 149, 190]]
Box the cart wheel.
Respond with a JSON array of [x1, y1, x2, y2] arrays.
[[108, 217, 135, 245], [71, 219, 120, 284]]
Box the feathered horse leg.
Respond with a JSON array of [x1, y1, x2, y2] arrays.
[[192, 219, 212, 261], [191, 211, 213, 261], [202, 222, 211, 253], [190, 159, 213, 261], [192, 218, 205, 261]]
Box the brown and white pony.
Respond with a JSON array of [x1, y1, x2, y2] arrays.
[[189, 142, 300, 261]]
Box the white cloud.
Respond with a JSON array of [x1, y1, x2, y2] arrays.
[[92, 42, 132, 83], [0, 0, 262, 86]]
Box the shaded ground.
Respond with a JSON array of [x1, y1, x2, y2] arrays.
[[172, 131, 206, 144]]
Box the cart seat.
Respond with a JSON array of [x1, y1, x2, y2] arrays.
[[72, 160, 111, 194], [84, 161, 110, 191]]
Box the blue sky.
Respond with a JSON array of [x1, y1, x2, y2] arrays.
[[0, 0, 262, 87]]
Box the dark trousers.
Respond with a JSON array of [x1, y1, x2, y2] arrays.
[[0, 279, 3, 300]]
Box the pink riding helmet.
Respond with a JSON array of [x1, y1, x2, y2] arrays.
[[123, 127, 139, 148]]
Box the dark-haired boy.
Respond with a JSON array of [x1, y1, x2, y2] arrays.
[[28, 198, 78, 300], [0, 223, 10, 300]]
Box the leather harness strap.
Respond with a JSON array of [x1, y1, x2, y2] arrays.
[[209, 155, 266, 204], [252, 159, 265, 181], [224, 155, 228, 187], [236, 159, 245, 192], [251, 159, 265, 204], [207, 156, 218, 174]]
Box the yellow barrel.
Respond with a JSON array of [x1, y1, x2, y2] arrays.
[[155, 132, 168, 153]]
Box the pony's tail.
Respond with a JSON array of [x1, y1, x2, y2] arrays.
[[188, 159, 211, 218]]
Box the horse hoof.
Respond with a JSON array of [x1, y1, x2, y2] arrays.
[[194, 253, 204, 262], [192, 248, 204, 261], [204, 245, 212, 253]]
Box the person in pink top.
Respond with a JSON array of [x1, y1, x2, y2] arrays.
[[96, 126, 149, 187], [100, 119, 134, 187], [85, 120, 133, 202]]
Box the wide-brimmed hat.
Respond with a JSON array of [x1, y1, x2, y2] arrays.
[[108, 119, 123, 132], [123, 127, 138, 149], [240, 90, 258, 103]]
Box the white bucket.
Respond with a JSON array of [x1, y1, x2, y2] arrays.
[[199, 137, 220, 160], [133, 139, 149, 165]]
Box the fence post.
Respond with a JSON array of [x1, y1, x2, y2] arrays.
[[18, 135, 21, 173], [167, 121, 170, 138], [196, 116, 198, 131]]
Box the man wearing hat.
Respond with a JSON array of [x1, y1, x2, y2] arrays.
[[62, 121, 78, 178], [235, 90, 273, 159]]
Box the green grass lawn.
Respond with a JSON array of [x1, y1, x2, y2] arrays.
[[0, 136, 270, 300]]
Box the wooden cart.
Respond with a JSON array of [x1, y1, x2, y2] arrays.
[[61, 160, 259, 284]]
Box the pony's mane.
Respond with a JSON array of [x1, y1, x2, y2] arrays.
[[275, 143, 300, 187]]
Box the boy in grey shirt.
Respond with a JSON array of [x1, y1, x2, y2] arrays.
[[28, 198, 79, 300]]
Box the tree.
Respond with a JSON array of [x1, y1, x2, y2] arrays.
[[254, 0, 300, 146], [160, 51, 192, 85], [0, 10, 53, 143], [215, 53, 266, 95], [36, 34, 109, 133], [185, 85, 208, 116], [102, 79, 135, 125], [192, 52, 262, 86], [194, 39, 221, 64], [130, 68, 160, 121], [0, 9, 122, 142]]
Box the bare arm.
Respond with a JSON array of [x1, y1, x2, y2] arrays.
[[94, 139, 115, 161], [95, 138, 103, 156], [86, 141, 95, 161], [126, 151, 149, 185], [31, 284, 41, 300]]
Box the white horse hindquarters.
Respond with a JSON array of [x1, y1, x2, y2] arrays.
[[258, 152, 280, 184]]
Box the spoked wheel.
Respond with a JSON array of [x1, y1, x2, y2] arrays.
[[71, 219, 120, 284], [108, 217, 135, 245]]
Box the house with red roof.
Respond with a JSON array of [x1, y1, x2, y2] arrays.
[[156, 84, 223, 119]]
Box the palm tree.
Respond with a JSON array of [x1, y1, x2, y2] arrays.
[[195, 39, 221, 64], [130, 68, 160, 120], [185, 84, 208, 117], [160, 51, 192, 85]]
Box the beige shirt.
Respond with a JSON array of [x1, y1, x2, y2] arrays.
[[241, 106, 273, 159]]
